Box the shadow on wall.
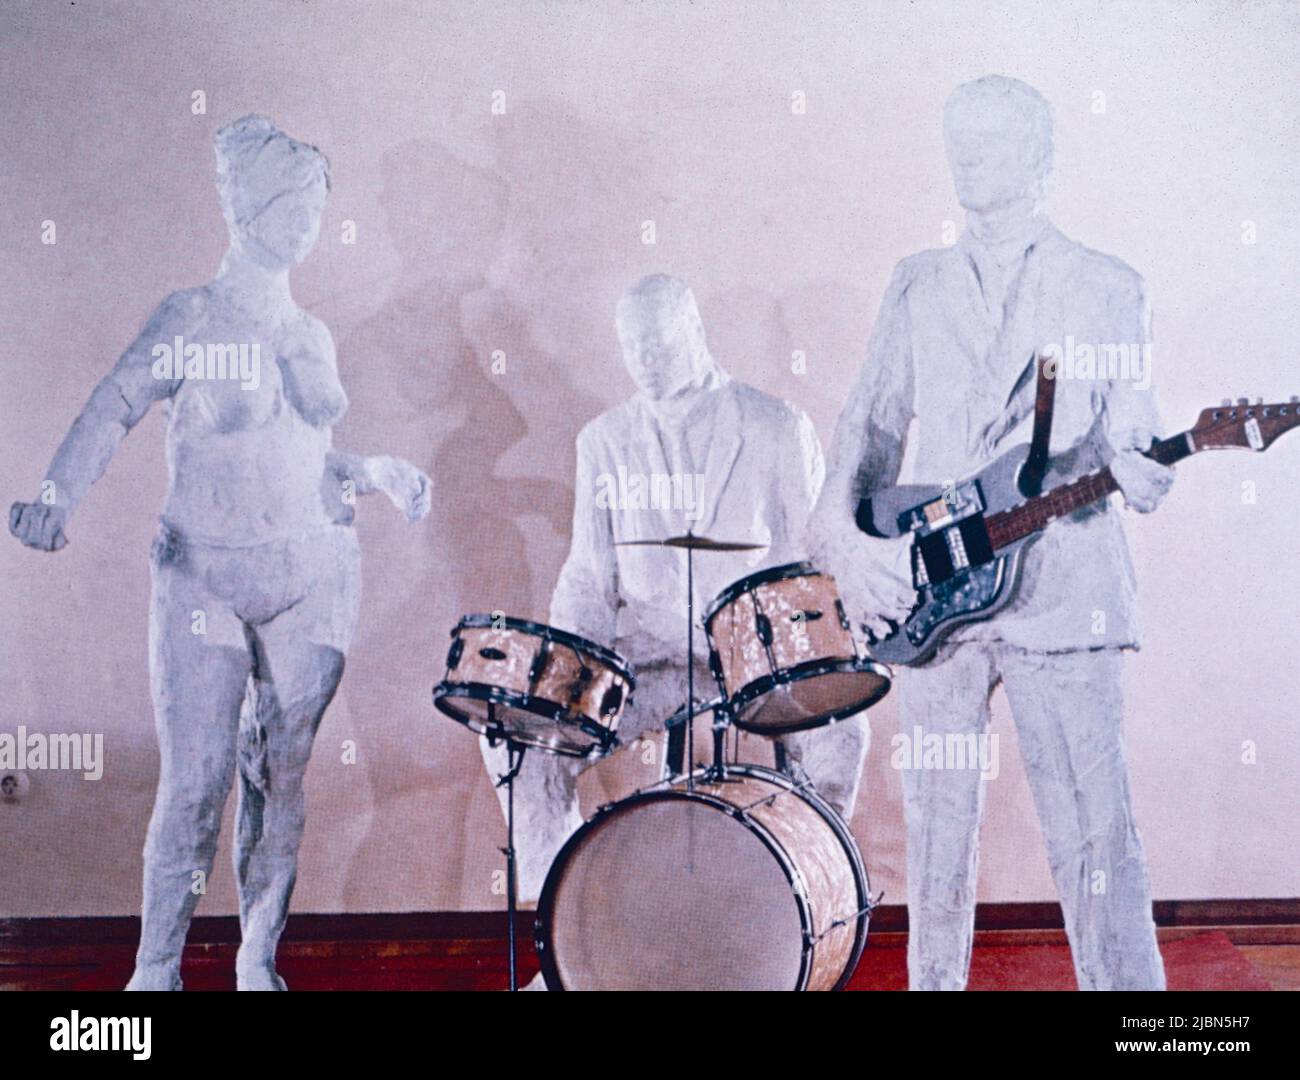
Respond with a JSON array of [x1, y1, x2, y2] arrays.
[[333, 99, 646, 908]]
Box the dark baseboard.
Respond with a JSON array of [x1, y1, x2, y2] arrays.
[[2, 899, 1298, 948]]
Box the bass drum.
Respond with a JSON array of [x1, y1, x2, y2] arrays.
[[535, 764, 870, 990]]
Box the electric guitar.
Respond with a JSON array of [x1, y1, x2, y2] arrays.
[[856, 396, 1300, 665]]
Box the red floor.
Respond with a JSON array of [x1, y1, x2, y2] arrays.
[[849, 931, 1270, 991], [3, 930, 1273, 991]]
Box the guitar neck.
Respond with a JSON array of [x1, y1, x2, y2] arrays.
[[985, 432, 1191, 550]]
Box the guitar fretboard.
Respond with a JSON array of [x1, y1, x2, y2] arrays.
[[985, 433, 1190, 550]]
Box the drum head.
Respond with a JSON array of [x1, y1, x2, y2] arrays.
[[433, 685, 606, 757], [732, 659, 891, 734], [541, 794, 806, 989]]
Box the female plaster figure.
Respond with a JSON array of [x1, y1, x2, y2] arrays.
[[10, 115, 430, 990]]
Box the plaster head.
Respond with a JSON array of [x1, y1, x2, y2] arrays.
[[216, 114, 330, 268], [943, 76, 1053, 213], [615, 274, 712, 401]]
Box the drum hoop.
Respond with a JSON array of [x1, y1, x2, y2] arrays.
[[432, 681, 615, 757], [702, 561, 818, 629], [743, 764, 873, 990], [451, 615, 637, 689], [725, 657, 893, 735], [535, 762, 850, 992]]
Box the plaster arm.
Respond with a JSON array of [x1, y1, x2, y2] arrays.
[[808, 264, 919, 633], [322, 451, 431, 524], [549, 426, 620, 644], [9, 291, 194, 551], [1101, 272, 1173, 514]]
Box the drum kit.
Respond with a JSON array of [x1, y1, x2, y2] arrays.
[[432, 531, 893, 991]]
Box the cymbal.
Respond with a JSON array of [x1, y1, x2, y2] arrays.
[[615, 534, 768, 552]]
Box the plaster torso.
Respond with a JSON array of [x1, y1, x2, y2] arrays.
[[853, 221, 1159, 650], [555, 379, 823, 665], [161, 290, 336, 548]]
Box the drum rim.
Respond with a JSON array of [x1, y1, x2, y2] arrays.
[[452, 614, 637, 689], [432, 681, 614, 758], [723, 764, 871, 992], [765, 762, 872, 991], [533, 762, 869, 991], [720, 656, 893, 735], [702, 560, 818, 628]]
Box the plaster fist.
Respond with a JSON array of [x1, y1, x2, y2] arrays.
[[850, 533, 917, 640], [818, 522, 915, 641], [372, 456, 431, 522], [1110, 437, 1174, 514], [9, 501, 68, 552]]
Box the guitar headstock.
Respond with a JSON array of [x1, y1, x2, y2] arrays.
[[1190, 397, 1300, 452]]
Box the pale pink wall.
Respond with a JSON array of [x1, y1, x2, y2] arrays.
[[2, 0, 1297, 916]]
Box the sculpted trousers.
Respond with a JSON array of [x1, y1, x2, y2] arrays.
[[899, 641, 1164, 991]]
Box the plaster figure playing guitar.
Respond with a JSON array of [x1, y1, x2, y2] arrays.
[[860, 381, 1300, 665], [811, 76, 1173, 990]]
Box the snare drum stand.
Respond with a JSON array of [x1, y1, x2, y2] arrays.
[[685, 532, 697, 788], [489, 703, 526, 992]]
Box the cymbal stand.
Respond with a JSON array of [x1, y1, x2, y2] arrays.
[[490, 702, 526, 992], [686, 531, 695, 790]]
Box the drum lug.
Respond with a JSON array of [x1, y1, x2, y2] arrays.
[[445, 636, 464, 671], [528, 643, 550, 688], [834, 598, 852, 632]]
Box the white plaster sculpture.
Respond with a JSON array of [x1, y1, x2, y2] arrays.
[[810, 76, 1170, 990], [10, 115, 430, 991], [480, 275, 870, 950]]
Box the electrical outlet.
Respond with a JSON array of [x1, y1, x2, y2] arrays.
[[1, 770, 29, 803]]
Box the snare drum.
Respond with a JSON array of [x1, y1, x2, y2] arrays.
[[433, 615, 635, 757], [704, 562, 891, 734], [535, 763, 871, 990]]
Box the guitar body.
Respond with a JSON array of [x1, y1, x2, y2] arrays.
[[857, 444, 1036, 666], [853, 396, 1298, 666]]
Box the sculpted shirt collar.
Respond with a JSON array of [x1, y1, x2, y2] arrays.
[[957, 213, 1055, 329], [638, 358, 731, 431], [632, 365, 739, 534], [960, 208, 1053, 267]]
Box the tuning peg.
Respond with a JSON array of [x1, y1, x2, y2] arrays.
[[1290, 395, 1298, 403], [1221, 398, 1232, 406], [1237, 397, 1250, 406], [1255, 397, 1263, 405]]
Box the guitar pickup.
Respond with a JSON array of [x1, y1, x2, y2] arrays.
[[899, 479, 985, 536], [914, 513, 996, 586]]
